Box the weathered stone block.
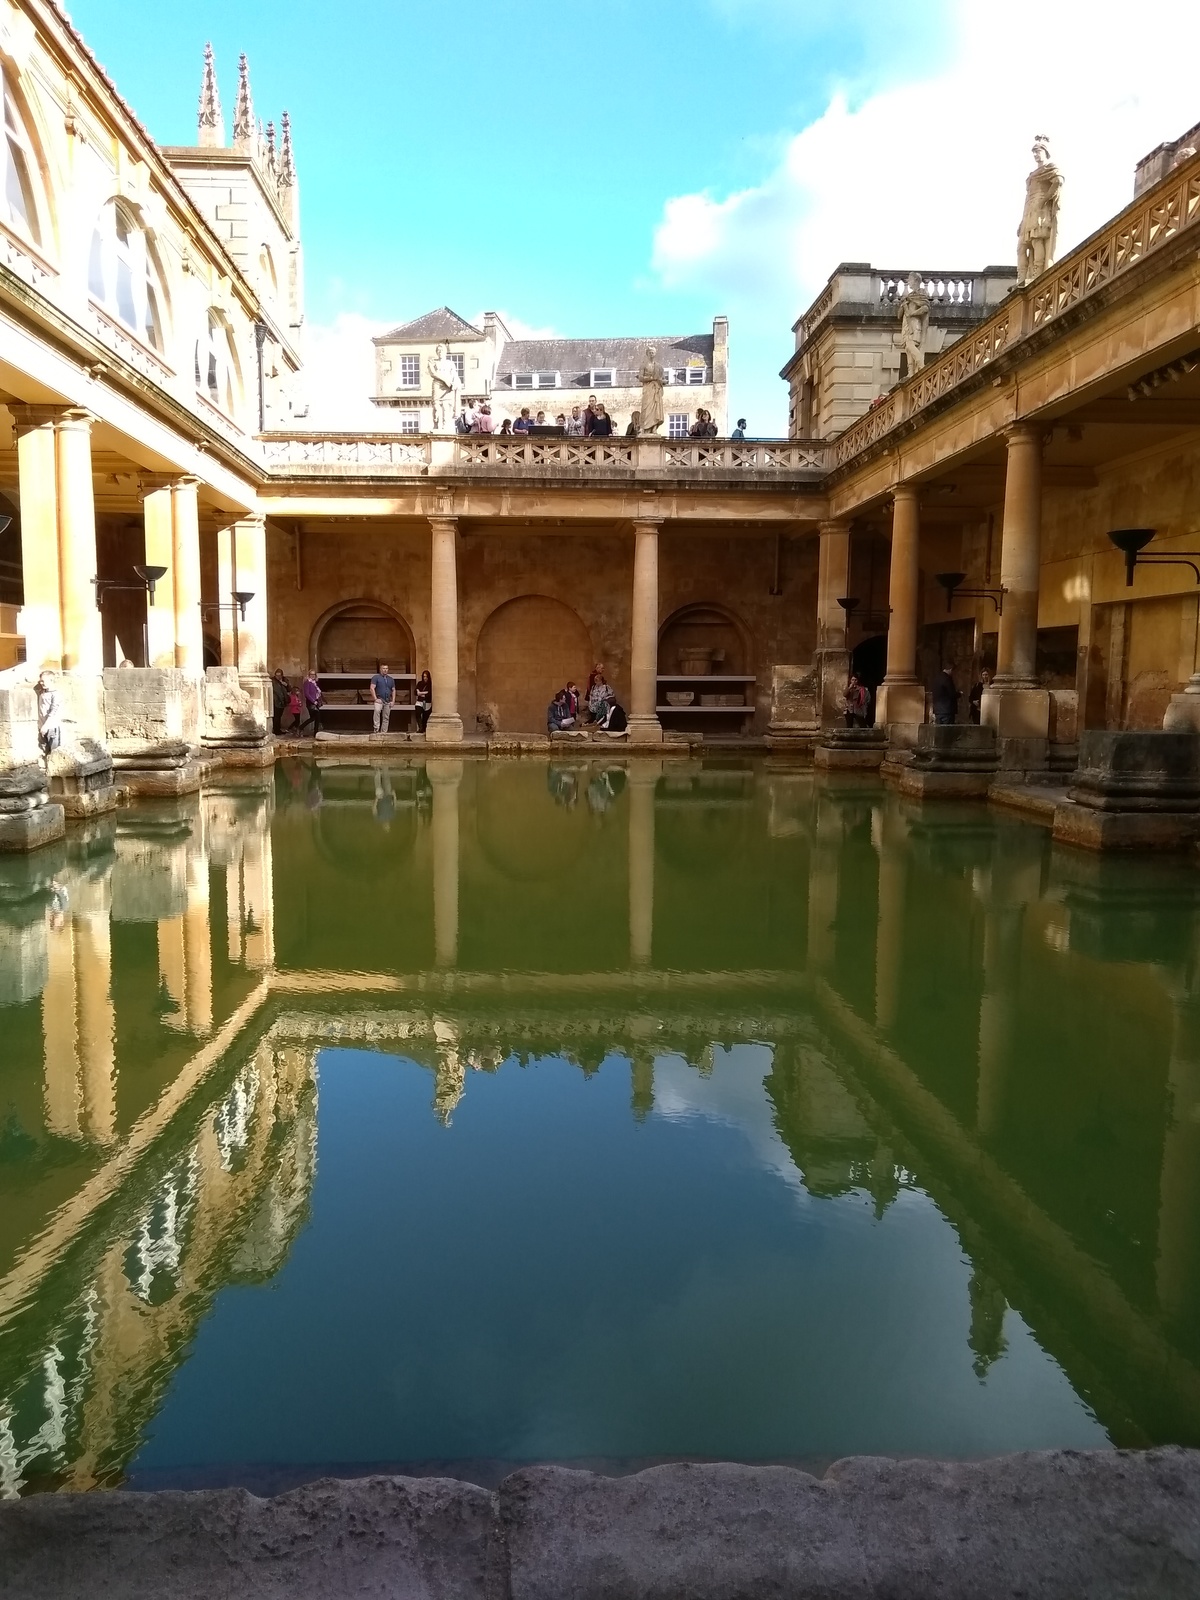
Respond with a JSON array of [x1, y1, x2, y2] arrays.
[[768, 664, 818, 735], [0, 803, 65, 853], [981, 684, 1051, 740], [202, 667, 269, 748], [874, 680, 926, 747], [1069, 730, 1200, 812], [103, 667, 202, 747], [815, 727, 886, 770], [0, 683, 40, 767], [1053, 800, 1200, 852], [912, 723, 999, 769]]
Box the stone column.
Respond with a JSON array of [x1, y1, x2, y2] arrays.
[[216, 526, 239, 668], [231, 515, 268, 679], [815, 519, 852, 726], [628, 762, 658, 966], [628, 520, 664, 744], [171, 478, 204, 674], [874, 487, 926, 746], [41, 910, 115, 1146], [141, 483, 176, 669], [14, 408, 64, 670], [55, 411, 103, 677], [982, 425, 1050, 747], [426, 516, 464, 743], [430, 758, 462, 967]]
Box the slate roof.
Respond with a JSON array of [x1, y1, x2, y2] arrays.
[[494, 334, 714, 389], [375, 307, 484, 344]]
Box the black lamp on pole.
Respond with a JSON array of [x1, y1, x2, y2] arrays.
[[935, 571, 1004, 614], [1108, 527, 1200, 586], [199, 591, 256, 622]]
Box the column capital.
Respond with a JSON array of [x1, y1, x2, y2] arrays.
[[890, 483, 920, 509], [1003, 421, 1044, 448], [818, 518, 852, 538], [630, 517, 663, 535], [428, 514, 458, 534], [9, 403, 94, 437]]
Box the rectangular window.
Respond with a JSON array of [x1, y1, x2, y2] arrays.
[[450, 353, 465, 383], [513, 371, 559, 389], [686, 365, 707, 384], [398, 354, 420, 388], [398, 413, 421, 435], [535, 370, 558, 388], [514, 372, 534, 389], [668, 412, 690, 438], [590, 368, 614, 387]]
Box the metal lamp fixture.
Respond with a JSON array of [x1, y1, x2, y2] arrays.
[[935, 571, 1004, 614], [232, 590, 255, 621], [1107, 528, 1200, 587], [93, 564, 169, 607], [200, 591, 256, 622], [132, 564, 168, 604]]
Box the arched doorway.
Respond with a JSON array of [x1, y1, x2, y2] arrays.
[[311, 600, 415, 674], [476, 596, 593, 732]]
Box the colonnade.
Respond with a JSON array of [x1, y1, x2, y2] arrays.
[[12, 405, 266, 726]]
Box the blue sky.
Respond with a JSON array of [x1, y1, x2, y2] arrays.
[[66, 1, 1200, 431]]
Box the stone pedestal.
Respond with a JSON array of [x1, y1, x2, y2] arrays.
[[46, 740, 118, 820], [874, 681, 926, 750], [0, 763, 65, 853], [766, 664, 818, 748], [898, 724, 999, 799], [1053, 730, 1200, 851], [104, 667, 202, 742], [1163, 681, 1200, 732], [814, 727, 886, 770], [110, 739, 202, 796], [202, 666, 273, 766]]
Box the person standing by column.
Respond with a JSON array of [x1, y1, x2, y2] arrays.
[[371, 661, 395, 735], [36, 672, 62, 757], [301, 669, 323, 737], [414, 670, 433, 734]]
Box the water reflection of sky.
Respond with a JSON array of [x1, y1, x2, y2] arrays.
[[130, 1047, 1106, 1482]]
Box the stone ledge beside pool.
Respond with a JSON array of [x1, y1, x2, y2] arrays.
[[2, 1447, 1198, 1599]]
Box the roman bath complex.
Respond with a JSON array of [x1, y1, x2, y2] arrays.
[[2, 1, 1200, 1593]]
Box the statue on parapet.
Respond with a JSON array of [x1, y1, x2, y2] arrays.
[[1017, 136, 1063, 284], [638, 345, 665, 434], [898, 272, 931, 374], [428, 344, 461, 434]]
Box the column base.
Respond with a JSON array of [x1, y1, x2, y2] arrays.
[[0, 802, 65, 853], [627, 715, 664, 745], [425, 713, 464, 745], [874, 681, 926, 749], [981, 685, 1050, 739], [1163, 682, 1200, 731]]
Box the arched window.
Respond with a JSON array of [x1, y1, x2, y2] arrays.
[[1, 71, 42, 244], [89, 200, 164, 351], [194, 309, 238, 414]]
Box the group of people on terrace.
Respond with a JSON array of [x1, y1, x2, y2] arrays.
[[838, 666, 995, 729], [271, 665, 434, 737], [455, 396, 738, 439], [548, 664, 628, 736]]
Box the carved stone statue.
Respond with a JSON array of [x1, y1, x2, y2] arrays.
[[428, 344, 461, 434], [638, 344, 665, 434], [898, 272, 931, 374], [1017, 136, 1063, 285]]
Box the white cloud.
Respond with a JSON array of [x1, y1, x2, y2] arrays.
[[653, 0, 1200, 431], [301, 311, 389, 429]]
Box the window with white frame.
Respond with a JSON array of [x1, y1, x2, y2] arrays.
[[513, 371, 559, 389], [668, 412, 690, 438], [194, 310, 239, 415], [450, 352, 465, 383], [1, 73, 41, 245], [589, 368, 614, 387], [88, 201, 165, 352], [686, 364, 707, 384], [398, 354, 420, 388], [398, 412, 421, 434]]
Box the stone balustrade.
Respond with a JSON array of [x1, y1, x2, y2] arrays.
[[259, 431, 833, 479]]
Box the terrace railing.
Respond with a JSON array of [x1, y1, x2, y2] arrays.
[[261, 432, 833, 478], [832, 148, 1200, 470]]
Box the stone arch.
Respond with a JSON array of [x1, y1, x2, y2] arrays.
[[311, 599, 415, 675], [657, 602, 751, 677], [476, 595, 593, 733]]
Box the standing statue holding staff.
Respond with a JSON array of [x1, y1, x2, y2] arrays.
[[428, 343, 461, 434], [898, 272, 931, 374], [638, 345, 665, 435], [1017, 136, 1063, 285]]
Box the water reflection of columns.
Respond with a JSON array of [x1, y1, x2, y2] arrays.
[[429, 760, 462, 968], [43, 879, 116, 1146], [628, 763, 658, 968], [1156, 992, 1200, 1328], [973, 834, 1039, 1138], [807, 791, 841, 973], [872, 806, 907, 1032], [158, 837, 213, 1035]]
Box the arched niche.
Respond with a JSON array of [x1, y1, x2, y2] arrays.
[[311, 600, 415, 675], [476, 595, 593, 733], [657, 602, 750, 677]]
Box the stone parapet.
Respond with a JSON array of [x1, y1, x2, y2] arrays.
[[1, 1449, 1197, 1599]]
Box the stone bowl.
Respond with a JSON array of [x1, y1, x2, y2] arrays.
[[665, 691, 695, 707]]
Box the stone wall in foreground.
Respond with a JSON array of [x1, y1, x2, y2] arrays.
[[2, 1448, 1198, 1599]]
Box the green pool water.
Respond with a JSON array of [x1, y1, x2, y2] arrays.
[[1, 756, 1198, 1495]]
